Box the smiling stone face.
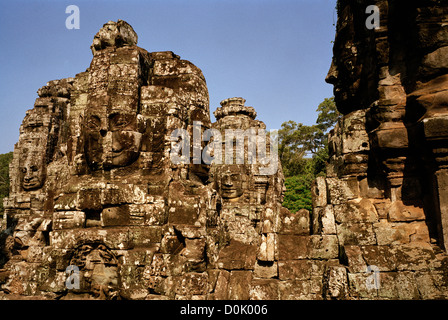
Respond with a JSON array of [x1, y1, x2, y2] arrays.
[[20, 152, 46, 191], [218, 165, 244, 199], [84, 109, 142, 170]]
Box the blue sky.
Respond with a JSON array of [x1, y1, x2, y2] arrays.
[[0, 0, 337, 154]]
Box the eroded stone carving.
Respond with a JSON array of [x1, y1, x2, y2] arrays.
[[91, 20, 138, 55], [65, 242, 120, 300], [216, 165, 245, 199], [83, 106, 143, 170], [20, 152, 46, 191]]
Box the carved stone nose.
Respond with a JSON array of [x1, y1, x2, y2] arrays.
[[325, 61, 338, 84], [100, 129, 107, 137], [223, 176, 233, 186]]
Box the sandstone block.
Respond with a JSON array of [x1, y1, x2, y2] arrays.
[[377, 272, 399, 299], [249, 279, 279, 300], [373, 221, 430, 245], [370, 123, 409, 149], [416, 271, 448, 299], [278, 235, 310, 260], [53, 211, 85, 230], [387, 201, 426, 222], [324, 265, 348, 299], [333, 198, 379, 223], [341, 110, 369, 154], [176, 272, 208, 296], [347, 273, 378, 299], [279, 208, 310, 235], [360, 245, 397, 272], [213, 270, 230, 300], [254, 261, 278, 279], [311, 207, 322, 234], [309, 235, 339, 260], [77, 188, 102, 211], [257, 233, 277, 262], [326, 177, 359, 205], [336, 222, 377, 246], [311, 176, 327, 208], [278, 280, 310, 300], [216, 240, 257, 270], [129, 226, 162, 247], [181, 238, 206, 264], [101, 206, 130, 226], [394, 244, 436, 271], [91, 20, 138, 55], [422, 46, 448, 74], [228, 270, 252, 300], [50, 228, 132, 250], [342, 245, 367, 273], [278, 260, 312, 281], [395, 271, 420, 300], [321, 205, 337, 235]]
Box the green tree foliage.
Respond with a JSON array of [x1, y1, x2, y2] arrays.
[[316, 97, 340, 132], [280, 98, 340, 213], [0, 152, 13, 214], [283, 174, 314, 212]]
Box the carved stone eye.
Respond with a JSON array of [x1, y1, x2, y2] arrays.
[[87, 116, 101, 130], [22, 167, 27, 173], [30, 165, 38, 172], [344, 58, 355, 72], [109, 113, 131, 130]]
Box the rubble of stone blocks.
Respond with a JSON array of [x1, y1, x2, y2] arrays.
[[1, 6, 448, 300]]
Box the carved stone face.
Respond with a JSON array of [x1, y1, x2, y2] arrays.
[[21, 154, 45, 190], [84, 110, 142, 170], [218, 165, 244, 199], [325, 4, 376, 115], [70, 243, 120, 299], [91, 20, 138, 55]]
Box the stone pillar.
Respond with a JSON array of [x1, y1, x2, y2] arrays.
[[435, 169, 448, 251], [423, 115, 448, 250]]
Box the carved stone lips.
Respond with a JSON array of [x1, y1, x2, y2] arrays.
[[111, 149, 124, 157], [23, 179, 39, 188]]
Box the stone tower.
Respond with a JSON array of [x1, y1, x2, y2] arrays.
[[0, 20, 297, 300], [320, 0, 448, 298]]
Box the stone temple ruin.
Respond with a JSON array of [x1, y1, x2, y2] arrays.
[[1, 0, 448, 299]]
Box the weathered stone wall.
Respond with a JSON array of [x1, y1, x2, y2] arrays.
[[320, 0, 448, 298], [1, 6, 448, 299]]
